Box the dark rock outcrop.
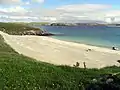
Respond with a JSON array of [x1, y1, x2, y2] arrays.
[[22, 30, 54, 36]]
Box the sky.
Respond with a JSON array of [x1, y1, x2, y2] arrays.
[[0, 0, 120, 23]]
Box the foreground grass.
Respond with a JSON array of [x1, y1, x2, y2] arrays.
[[0, 23, 120, 89]]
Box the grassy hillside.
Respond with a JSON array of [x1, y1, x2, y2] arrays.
[[0, 23, 120, 89], [0, 22, 40, 35]]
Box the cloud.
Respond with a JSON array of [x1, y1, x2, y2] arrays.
[[1, 3, 120, 23], [56, 4, 110, 12], [25, 1, 30, 5], [3, 6, 27, 13], [0, 0, 45, 22], [105, 10, 120, 17], [0, 0, 22, 5], [55, 4, 109, 20], [32, 0, 44, 3], [0, 6, 29, 16], [0, 6, 37, 22], [0, 0, 44, 5], [54, 4, 120, 23]]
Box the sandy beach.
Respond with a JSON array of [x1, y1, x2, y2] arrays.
[[0, 31, 120, 68]]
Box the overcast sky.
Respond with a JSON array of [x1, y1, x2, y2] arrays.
[[0, 0, 120, 23]]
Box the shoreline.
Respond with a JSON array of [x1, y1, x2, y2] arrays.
[[53, 37, 115, 50], [43, 36, 120, 54], [0, 31, 120, 68]]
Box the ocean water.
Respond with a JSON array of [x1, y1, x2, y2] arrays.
[[39, 26, 120, 49]]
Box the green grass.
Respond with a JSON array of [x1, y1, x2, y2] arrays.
[[0, 23, 120, 89], [0, 22, 41, 35]]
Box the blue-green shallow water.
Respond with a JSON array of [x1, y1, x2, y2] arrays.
[[38, 26, 120, 49]]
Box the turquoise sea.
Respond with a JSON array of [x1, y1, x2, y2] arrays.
[[38, 26, 120, 49]]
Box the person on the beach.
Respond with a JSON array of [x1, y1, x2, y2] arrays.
[[86, 49, 92, 52], [112, 47, 117, 50]]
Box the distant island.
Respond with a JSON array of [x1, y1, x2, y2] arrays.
[[26, 22, 120, 27], [49, 23, 120, 27]]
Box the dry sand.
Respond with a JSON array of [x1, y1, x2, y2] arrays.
[[0, 31, 120, 68]]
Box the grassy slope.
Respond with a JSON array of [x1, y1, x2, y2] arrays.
[[0, 22, 40, 35], [0, 23, 120, 89]]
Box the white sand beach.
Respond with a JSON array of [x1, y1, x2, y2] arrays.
[[0, 31, 120, 68]]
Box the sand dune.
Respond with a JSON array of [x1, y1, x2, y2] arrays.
[[0, 31, 120, 68]]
